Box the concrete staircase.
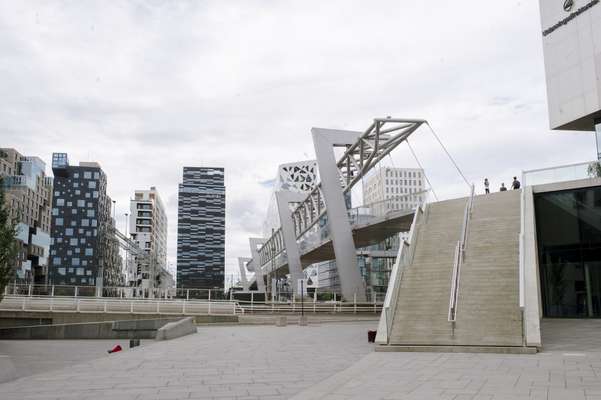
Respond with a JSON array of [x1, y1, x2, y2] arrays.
[[453, 190, 523, 346], [387, 190, 526, 350], [389, 197, 466, 345]]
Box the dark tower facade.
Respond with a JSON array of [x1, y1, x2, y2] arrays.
[[177, 167, 225, 289], [48, 153, 121, 287]]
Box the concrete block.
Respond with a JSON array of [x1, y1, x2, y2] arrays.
[[155, 317, 196, 341]]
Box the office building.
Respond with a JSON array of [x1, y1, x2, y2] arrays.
[[363, 167, 426, 215], [0, 148, 53, 284], [177, 167, 225, 289], [539, 0, 601, 160], [128, 187, 168, 291], [48, 153, 122, 287]]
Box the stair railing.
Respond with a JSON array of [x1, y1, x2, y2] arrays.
[[375, 200, 427, 345], [448, 184, 475, 324]]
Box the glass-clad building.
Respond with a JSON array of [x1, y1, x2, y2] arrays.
[[536, 185, 601, 318], [176, 167, 225, 289]]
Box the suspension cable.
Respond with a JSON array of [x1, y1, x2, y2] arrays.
[[426, 122, 471, 189], [406, 140, 439, 201]]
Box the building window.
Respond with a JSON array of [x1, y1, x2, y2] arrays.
[[88, 181, 96, 189], [70, 238, 78, 246], [84, 171, 92, 179], [65, 228, 73, 236], [93, 191, 98, 198], [93, 172, 99, 179], [72, 258, 80, 266], [87, 210, 95, 217], [53, 257, 61, 265], [73, 173, 79, 178], [81, 219, 89, 227], [77, 200, 85, 207], [85, 248, 93, 256], [56, 198, 64, 206], [58, 267, 66, 275], [55, 217, 63, 226], [76, 267, 84, 275]]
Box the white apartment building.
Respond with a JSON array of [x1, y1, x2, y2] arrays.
[[129, 187, 168, 292], [363, 167, 426, 216]]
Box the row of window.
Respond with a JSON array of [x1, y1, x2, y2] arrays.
[[385, 170, 421, 178], [54, 217, 97, 227]]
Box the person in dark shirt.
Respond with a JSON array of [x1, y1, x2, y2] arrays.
[[500, 183, 507, 192], [511, 177, 521, 190]]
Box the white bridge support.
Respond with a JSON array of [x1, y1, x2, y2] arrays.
[[237, 257, 251, 292], [312, 128, 366, 302], [275, 190, 306, 297], [249, 238, 267, 293]]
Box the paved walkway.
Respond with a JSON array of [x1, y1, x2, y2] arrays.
[[0, 321, 376, 400], [4, 320, 601, 399], [291, 319, 601, 400], [0, 339, 151, 382]]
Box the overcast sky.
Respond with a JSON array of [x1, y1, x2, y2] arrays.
[[0, 1, 594, 283]]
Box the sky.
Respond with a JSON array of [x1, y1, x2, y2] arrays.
[[0, 0, 594, 284]]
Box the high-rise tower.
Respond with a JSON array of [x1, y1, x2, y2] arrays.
[[177, 167, 225, 289]]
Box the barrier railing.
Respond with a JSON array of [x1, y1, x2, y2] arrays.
[[0, 296, 243, 316], [376, 199, 428, 344], [522, 160, 597, 187], [3, 284, 232, 301], [448, 184, 475, 324]]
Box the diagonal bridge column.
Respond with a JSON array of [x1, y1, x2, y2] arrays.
[[249, 238, 267, 293], [237, 257, 251, 292], [312, 128, 366, 302], [275, 190, 307, 298]]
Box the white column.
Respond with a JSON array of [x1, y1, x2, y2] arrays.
[[237, 257, 251, 292], [249, 238, 267, 293], [275, 190, 306, 297], [312, 128, 366, 302], [595, 119, 601, 161]]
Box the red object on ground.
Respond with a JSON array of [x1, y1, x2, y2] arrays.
[[107, 344, 122, 354], [367, 330, 377, 343]]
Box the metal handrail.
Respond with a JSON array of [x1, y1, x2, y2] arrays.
[[376, 199, 427, 345], [448, 184, 475, 323]]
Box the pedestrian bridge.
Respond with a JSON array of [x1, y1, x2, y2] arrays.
[[239, 117, 430, 302]]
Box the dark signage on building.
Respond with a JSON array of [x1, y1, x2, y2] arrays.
[[543, 0, 599, 37]]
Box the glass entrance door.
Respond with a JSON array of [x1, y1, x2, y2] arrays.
[[535, 186, 601, 318]]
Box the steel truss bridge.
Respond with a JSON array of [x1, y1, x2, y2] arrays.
[[239, 118, 428, 302]]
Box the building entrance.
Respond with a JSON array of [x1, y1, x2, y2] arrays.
[[535, 185, 601, 318]]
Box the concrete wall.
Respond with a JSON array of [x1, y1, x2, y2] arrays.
[[0, 311, 238, 327], [539, 0, 601, 130], [0, 318, 180, 340]]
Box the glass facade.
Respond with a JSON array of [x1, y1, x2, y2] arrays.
[[535, 186, 601, 318], [177, 167, 225, 289]]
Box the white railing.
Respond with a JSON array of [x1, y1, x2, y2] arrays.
[[522, 160, 597, 187], [448, 184, 475, 323], [0, 296, 243, 316], [376, 201, 427, 344]]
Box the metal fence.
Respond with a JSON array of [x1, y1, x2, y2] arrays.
[[0, 296, 243, 315]]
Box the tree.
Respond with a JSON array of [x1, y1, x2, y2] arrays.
[[0, 176, 18, 301], [588, 161, 601, 178]]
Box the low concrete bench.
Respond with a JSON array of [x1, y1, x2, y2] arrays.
[[155, 317, 196, 341]]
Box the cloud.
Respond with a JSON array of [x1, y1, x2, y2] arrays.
[[0, 0, 594, 283]]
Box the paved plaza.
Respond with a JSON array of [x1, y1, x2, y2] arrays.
[[0, 321, 376, 400], [1, 320, 601, 399]]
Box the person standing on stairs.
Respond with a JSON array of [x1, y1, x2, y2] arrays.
[[484, 178, 490, 194], [500, 183, 507, 192], [511, 177, 521, 190]]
